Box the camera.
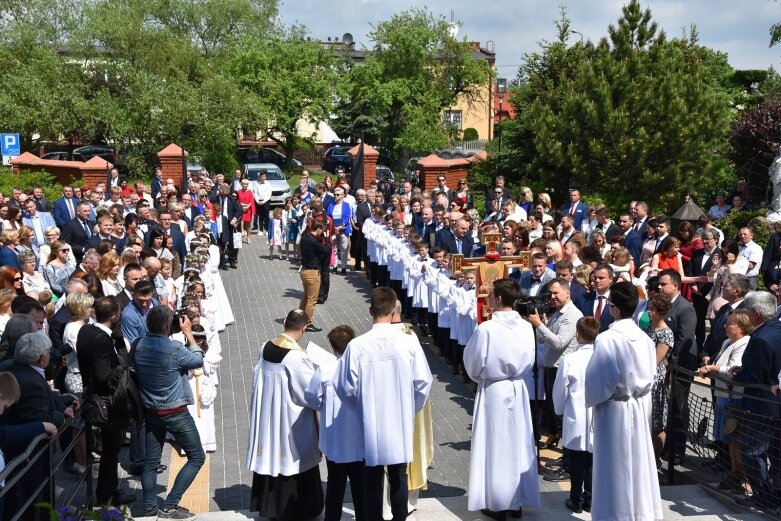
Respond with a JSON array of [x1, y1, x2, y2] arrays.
[[514, 294, 551, 317]]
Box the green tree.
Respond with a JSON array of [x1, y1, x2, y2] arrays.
[[229, 28, 339, 168], [500, 1, 733, 212], [331, 8, 492, 161]]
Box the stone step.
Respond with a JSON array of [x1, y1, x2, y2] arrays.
[[134, 484, 765, 521]]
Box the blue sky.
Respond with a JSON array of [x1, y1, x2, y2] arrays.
[[278, 0, 781, 78]]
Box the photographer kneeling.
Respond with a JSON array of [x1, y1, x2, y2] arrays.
[[525, 278, 584, 474], [133, 306, 204, 520]]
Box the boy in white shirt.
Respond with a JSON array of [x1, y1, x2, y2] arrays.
[[304, 325, 364, 521], [552, 317, 599, 514]]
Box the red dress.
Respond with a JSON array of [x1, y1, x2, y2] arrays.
[[237, 189, 255, 222]]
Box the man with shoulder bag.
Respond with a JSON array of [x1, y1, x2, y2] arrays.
[[77, 296, 139, 506]]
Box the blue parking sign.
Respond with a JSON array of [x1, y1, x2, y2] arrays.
[[1, 134, 20, 156]]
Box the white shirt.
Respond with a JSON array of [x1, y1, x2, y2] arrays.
[[252, 181, 273, 205], [553, 343, 594, 451], [739, 240, 763, 277]]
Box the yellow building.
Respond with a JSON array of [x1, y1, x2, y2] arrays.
[[442, 43, 496, 141]]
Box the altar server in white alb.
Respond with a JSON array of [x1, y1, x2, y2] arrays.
[[334, 287, 433, 521], [464, 277, 541, 520], [246, 309, 323, 521], [552, 316, 599, 514], [584, 282, 663, 521]]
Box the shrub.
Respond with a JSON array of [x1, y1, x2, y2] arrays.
[[715, 209, 769, 247], [0, 170, 64, 203], [462, 128, 479, 141]]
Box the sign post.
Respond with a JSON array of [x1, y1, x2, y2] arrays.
[[1, 133, 20, 167]]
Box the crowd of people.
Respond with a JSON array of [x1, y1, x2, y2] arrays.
[[0, 167, 237, 521], [1, 163, 780, 521]]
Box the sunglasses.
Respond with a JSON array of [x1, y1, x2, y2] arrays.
[[438, 178, 445, 182], [13, 276, 22, 281], [495, 192, 503, 195], [60, 248, 71, 253]]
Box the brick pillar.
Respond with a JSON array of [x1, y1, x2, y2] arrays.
[[157, 143, 188, 194], [347, 144, 380, 190], [80, 157, 114, 190], [416, 154, 450, 192]]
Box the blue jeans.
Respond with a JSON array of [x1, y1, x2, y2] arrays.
[[142, 410, 205, 513]]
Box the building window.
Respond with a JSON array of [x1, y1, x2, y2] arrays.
[[444, 110, 462, 130]]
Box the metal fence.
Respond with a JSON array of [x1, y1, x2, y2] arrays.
[[0, 419, 91, 521], [448, 139, 489, 152], [668, 364, 781, 514]]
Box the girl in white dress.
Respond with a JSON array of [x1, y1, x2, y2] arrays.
[[267, 208, 285, 259]]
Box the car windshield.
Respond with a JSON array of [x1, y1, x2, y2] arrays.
[[247, 168, 284, 181]]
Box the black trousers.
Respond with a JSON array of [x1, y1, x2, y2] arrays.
[[691, 293, 709, 352], [96, 424, 124, 503], [325, 459, 365, 521], [543, 367, 563, 436], [351, 228, 364, 270], [566, 448, 593, 503], [254, 200, 270, 231], [319, 251, 332, 301], [364, 463, 407, 521]]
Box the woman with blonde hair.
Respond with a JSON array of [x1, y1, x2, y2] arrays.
[[574, 264, 594, 292], [589, 230, 611, 258], [119, 248, 139, 272], [537, 193, 553, 216], [42, 241, 75, 298], [39, 226, 71, 264], [62, 291, 95, 475], [544, 241, 563, 270], [18, 250, 50, 299], [98, 250, 123, 296], [453, 178, 473, 209], [15, 225, 36, 258], [0, 229, 20, 269], [518, 186, 533, 215]]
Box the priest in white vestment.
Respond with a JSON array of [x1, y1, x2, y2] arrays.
[[584, 282, 663, 521], [464, 278, 541, 518], [334, 287, 432, 521], [246, 310, 324, 521]]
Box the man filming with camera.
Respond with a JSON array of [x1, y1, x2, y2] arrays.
[[525, 278, 583, 468]]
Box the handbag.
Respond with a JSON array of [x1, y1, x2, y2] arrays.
[[233, 230, 243, 249], [81, 393, 110, 426]]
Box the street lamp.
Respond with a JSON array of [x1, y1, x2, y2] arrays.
[[497, 78, 507, 163], [570, 30, 584, 43]]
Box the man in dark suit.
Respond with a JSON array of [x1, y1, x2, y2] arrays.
[[60, 201, 94, 262], [658, 268, 698, 461], [52, 186, 79, 228], [686, 230, 719, 349], [699, 274, 749, 363], [484, 176, 513, 215], [215, 184, 242, 269], [511, 253, 556, 298], [77, 297, 136, 505], [561, 188, 589, 230], [730, 291, 781, 509], [151, 168, 164, 202], [437, 217, 474, 256], [0, 331, 78, 521], [578, 263, 615, 332], [30, 187, 51, 213], [211, 202, 233, 270], [351, 189, 372, 271], [616, 212, 643, 266], [651, 216, 671, 256], [594, 207, 621, 244], [145, 209, 186, 263], [85, 214, 126, 252], [555, 260, 587, 305], [632, 201, 650, 238], [415, 206, 437, 249]]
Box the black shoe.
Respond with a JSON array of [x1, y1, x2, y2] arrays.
[[219, 265, 229, 271], [509, 508, 522, 518], [306, 325, 322, 333], [418, 324, 430, 337], [112, 491, 136, 505], [157, 507, 196, 520], [480, 509, 506, 521], [547, 456, 564, 469], [543, 468, 570, 482], [565, 499, 582, 513], [582, 502, 591, 513], [143, 510, 159, 518], [316, 298, 325, 304]]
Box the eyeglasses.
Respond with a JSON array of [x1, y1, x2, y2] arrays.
[[59, 248, 71, 253]]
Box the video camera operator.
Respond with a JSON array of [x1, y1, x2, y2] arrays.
[[524, 278, 584, 463]]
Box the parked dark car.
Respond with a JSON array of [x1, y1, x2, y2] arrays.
[[322, 146, 353, 173], [238, 147, 302, 171], [41, 145, 115, 163]]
